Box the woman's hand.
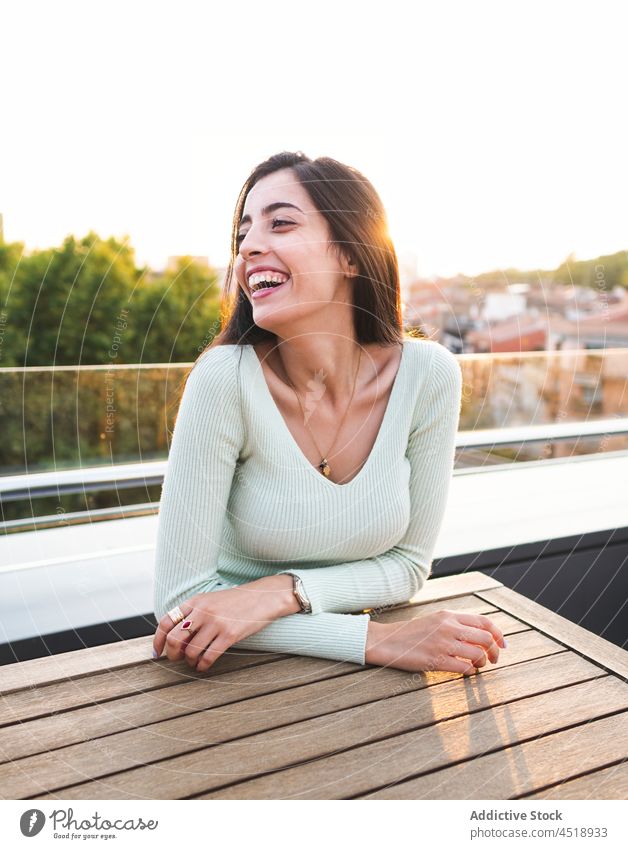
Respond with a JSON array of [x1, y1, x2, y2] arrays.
[[152, 575, 296, 672], [365, 609, 507, 675]]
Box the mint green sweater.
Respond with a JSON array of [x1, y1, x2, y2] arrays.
[[153, 338, 463, 666]]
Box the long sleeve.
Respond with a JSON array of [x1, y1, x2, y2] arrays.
[[275, 343, 463, 615], [230, 609, 371, 666], [193, 575, 372, 667], [153, 347, 246, 620]]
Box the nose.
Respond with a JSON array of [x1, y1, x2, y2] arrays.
[[238, 224, 268, 260]]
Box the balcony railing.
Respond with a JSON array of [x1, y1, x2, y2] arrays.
[[1, 348, 627, 533], [1, 417, 627, 533]]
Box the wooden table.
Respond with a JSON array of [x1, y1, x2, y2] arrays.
[[1, 571, 627, 800]]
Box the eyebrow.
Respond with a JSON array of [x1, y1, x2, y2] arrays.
[[239, 202, 304, 227]]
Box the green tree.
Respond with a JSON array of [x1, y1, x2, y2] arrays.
[[7, 232, 140, 366], [131, 257, 222, 365]]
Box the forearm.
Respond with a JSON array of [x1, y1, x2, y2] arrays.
[[277, 555, 427, 616], [191, 574, 370, 665], [223, 573, 301, 619], [234, 609, 372, 666]]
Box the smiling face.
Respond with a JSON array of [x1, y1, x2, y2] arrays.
[[234, 167, 356, 337]]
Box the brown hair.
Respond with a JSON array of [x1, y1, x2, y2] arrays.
[[204, 150, 406, 353]]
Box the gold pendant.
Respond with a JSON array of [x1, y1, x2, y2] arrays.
[[319, 459, 331, 477]]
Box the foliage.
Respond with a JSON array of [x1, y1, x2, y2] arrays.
[[0, 232, 222, 367]]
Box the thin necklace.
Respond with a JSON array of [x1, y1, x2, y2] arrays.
[[279, 346, 363, 478]]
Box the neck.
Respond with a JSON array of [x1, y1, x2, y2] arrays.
[[270, 337, 365, 407]]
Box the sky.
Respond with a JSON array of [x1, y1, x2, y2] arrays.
[[2, 0, 627, 280]]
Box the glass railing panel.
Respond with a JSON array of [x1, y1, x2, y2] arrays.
[[0, 347, 626, 525], [456, 347, 628, 467]]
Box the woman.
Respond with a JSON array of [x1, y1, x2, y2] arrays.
[[151, 150, 506, 674]]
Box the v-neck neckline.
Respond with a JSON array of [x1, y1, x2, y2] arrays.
[[245, 341, 409, 490]]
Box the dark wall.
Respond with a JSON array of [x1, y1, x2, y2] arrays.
[[1, 527, 626, 665], [434, 526, 628, 652]]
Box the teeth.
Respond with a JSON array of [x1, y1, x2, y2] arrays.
[[249, 272, 290, 291]]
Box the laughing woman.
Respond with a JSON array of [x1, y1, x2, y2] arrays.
[[151, 151, 506, 674]]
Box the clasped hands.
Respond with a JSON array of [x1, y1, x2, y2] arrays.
[[152, 574, 298, 673]]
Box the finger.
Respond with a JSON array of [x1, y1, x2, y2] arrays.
[[451, 641, 487, 669], [165, 621, 197, 663], [152, 602, 195, 657], [195, 635, 232, 673], [184, 626, 218, 668], [438, 656, 478, 676], [152, 622, 171, 659], [456, 627, 500, 664], [457, 613, 506, 650]]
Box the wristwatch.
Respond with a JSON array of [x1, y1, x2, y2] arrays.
[[291, 574, 312, 614]]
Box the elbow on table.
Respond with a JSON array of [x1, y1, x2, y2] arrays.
[[403, 554, 431, 597]]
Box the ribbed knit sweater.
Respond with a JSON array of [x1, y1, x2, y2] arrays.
[[153, 338, 463, 666]]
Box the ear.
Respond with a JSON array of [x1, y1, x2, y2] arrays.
[[340, 251, 359, 279]]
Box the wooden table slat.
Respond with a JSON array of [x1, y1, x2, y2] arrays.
[[208, 679, 628, 801], [407, 570, 503, 606], [0, 609, 529, 765], [25, 646, 607, 801], [525, 760, 628, 800], [8, 625, 565, 798], [0, 634, 286, 695], [362, 713, 628, 801], [1, 570, 624, 801], [476, 585, 628, 679]]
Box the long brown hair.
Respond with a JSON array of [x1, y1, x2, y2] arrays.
[[205, 150, 406, 353]]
